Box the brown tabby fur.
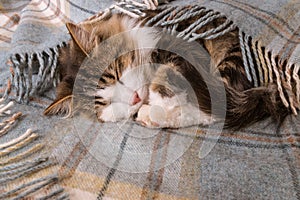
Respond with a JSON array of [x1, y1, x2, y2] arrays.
[[44, 10, 289, 129]]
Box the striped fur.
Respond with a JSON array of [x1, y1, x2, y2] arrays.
[[44, 11, 290, 128]]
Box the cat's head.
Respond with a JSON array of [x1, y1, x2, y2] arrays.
[[94, 56, 154, 122], [44, 14, 160, 121]]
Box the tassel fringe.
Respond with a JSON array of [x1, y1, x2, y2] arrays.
[[5, 43, 65, 103], [2, 0, 299, 116], [0, 101, 68, 199]]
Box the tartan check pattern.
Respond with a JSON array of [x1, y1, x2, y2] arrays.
[[0, 0, 300, 199]]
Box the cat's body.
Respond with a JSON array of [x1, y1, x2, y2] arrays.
[[44, 10, 288, 129]]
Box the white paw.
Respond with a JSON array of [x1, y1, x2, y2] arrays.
[[136, 104, 214, 128], [136, 104, 160, 128], [136, 104, 171, 128], [99, 103, 131, 122], [136, 104, 179, 128]]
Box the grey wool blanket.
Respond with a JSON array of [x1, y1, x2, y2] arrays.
[[0, 0, 300, 199]]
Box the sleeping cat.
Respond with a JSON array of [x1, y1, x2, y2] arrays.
[[44, 10, 288, 129]]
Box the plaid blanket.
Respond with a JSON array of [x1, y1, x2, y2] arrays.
[[0, 0, 300, 199]]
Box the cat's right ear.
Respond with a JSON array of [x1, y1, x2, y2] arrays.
[[66, 22, 93, 56]]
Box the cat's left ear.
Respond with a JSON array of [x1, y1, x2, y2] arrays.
[[66, 22, 94, 56]]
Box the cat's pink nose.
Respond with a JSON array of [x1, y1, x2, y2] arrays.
[[131, 91, 141, 105]]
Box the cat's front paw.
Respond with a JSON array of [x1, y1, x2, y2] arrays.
[[135, 104, 165, 128], [136, 104, 214, 128], [97, 103, 132, 122]]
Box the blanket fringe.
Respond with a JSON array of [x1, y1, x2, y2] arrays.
[[142, 4, 299, 115], [0, 102, 69, 199], [3, 0, 161, 103], [3, 1, 300, 116], [4, 42, 66, 103], [238, 31, 299, 114], [0, 109, 21, 137]]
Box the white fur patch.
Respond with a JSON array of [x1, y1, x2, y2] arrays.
[[100, 103, 131, 122], [96, 66, 153, 122], [96, 17, 162, 122], [119, 65, 155, 101], [95, 85, 115, 100], [137, 90, 214, 128], [121, 17, 161, 57], [148, 90, 188, 109]]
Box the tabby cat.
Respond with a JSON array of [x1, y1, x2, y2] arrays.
[[44, 10, 288, 129]]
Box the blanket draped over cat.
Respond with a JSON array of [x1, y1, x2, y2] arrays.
[[2, 0, 300, 128]]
